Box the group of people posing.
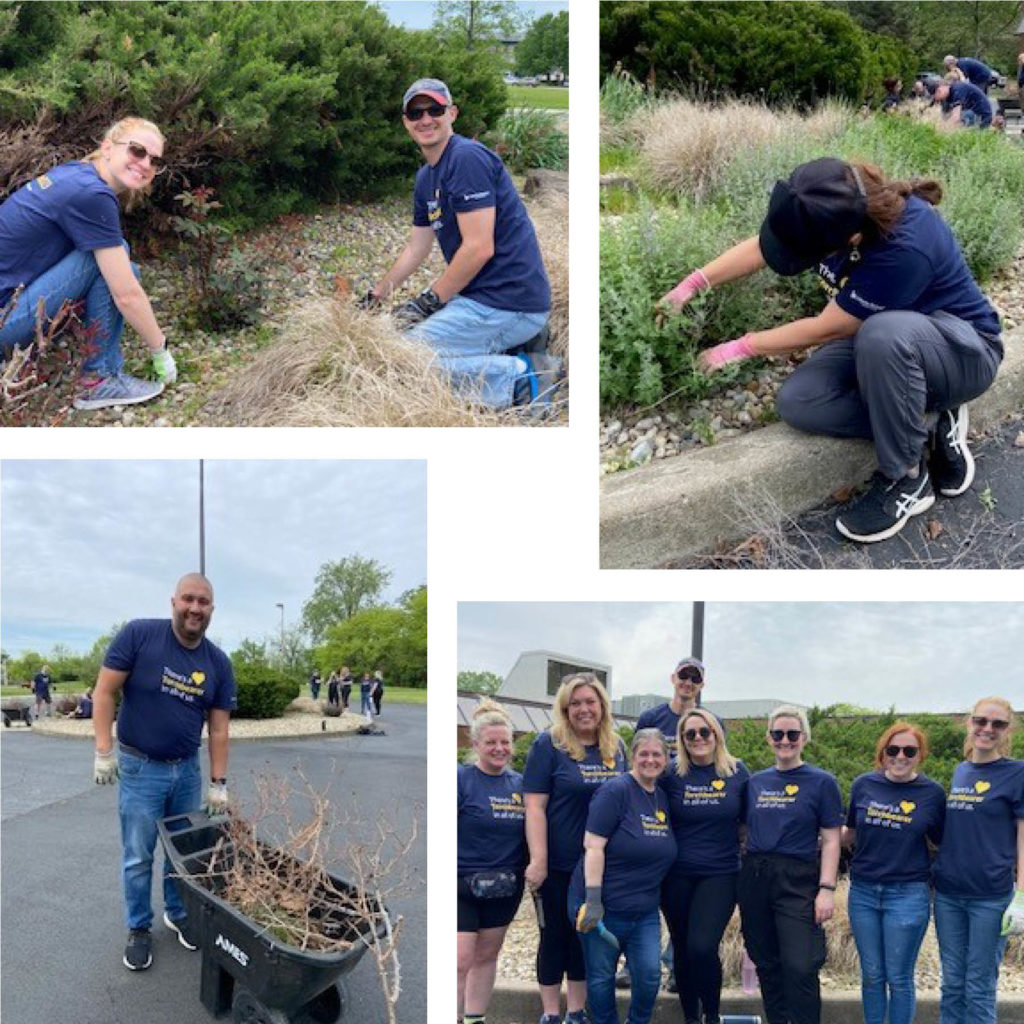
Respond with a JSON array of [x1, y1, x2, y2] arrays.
[[309, 667, 384, 718], [0, 77, 556, 413], [457, 663, 1024, 1024]]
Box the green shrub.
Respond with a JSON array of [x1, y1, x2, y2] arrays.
[[232, 662, 301, 720], [486, 107, 568, 173]]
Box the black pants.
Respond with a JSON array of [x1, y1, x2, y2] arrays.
[[661, 869, 738, 1022], [536, 868, 585, 985], [373, 689, 383, 715], [738, 854, 826, 1024], [341, 684, 351, 710]]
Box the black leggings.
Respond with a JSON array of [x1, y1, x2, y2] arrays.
[[536, 868, 585, 985], [661, 869, 738, 1022], [738, 854, 826, 1024]]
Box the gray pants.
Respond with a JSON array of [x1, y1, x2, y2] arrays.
[[776, 310, 1002, 479]]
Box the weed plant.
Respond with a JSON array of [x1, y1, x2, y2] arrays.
[[488, 108, 568, 173]]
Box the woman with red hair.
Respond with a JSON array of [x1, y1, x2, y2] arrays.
[[843, 721, 945, 1024]]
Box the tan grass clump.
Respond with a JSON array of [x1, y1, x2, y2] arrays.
[[204, 192, 567, 427]]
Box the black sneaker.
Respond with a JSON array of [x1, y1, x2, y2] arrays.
[[163, 910, 199, 951], [929, 405, 975, 497], [508, 324, 550, 358], [123, 928, 153, 971], [512, 353, 564, 409], [835, 463, 935, 543]]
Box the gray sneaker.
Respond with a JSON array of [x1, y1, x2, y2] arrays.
[[123, 928, 152, 971], [73, 372, 164, 411]]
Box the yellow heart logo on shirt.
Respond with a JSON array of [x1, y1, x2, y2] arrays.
[[711, 779, 725, 791], [785, 785, 799, 796], [900, 801, 916, 814], [512, 793, 522, 803], [191, 672, 206, 684], [603, 758, 616, 769], [656, 810, 666, 822], [975, 781, 990, 793]]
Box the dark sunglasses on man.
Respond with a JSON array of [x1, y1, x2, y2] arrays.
[[405, 103, 448, 121]]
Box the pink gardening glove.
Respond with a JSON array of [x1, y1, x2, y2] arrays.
[[660, 269, 711, 311], [698, 334, 757, 372]]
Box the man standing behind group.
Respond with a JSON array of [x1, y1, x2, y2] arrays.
[[366, 78, 559, 409], [635, 657, 707, 758], [92, 572, 236, 973]]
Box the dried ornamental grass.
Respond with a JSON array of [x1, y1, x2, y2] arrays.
[[204, 194, 568, 427]]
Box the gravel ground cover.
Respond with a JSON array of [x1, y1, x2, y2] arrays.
[[600, 243, 1024, 473]]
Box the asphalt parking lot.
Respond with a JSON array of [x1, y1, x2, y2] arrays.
[[0, 704, 426, 1024]]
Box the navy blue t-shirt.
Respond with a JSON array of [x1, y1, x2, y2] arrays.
[[846, 772, 946, 884], [745, 763, 844, 861], [522, 729, 626, 872], [944, 81, 993, 124], [105, 619, 236, 761], [32, 672, 52, 698], [0, 162, 123, 304], [573, 772, 677, 915], [817, 196, 1001, 338], [661, 760, 749, 874], [457, 764, 527, 874], [412, 134, 550, 313], [636, 703, 683, 756], [955, 57, 994, 89], [933, 758, 1024, 899]]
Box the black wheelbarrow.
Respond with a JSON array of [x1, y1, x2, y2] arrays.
[[158, 812, 390, 1024]]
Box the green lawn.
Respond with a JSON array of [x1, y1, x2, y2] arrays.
[[2, 683, 427, 704], [384, 686, 427, 705], [507, 85, 569, 110]]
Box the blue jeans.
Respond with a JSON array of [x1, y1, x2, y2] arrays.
[[118, 749, 201, 930], [934, 890, 1011, 1024], [405, 296, 548, 408], [580, 909, 662, 1024], [360, 692, 373, 716], [847, 879, 931, 1024], [0, 245, 136, 376]]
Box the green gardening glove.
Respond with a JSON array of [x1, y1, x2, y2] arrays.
[[152, 346, 177, 384], [1001, 890, 1024, 937]]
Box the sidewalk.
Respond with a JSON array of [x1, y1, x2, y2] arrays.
[[600, 326, 1024, 569], [487, 981, 1024, 1023]]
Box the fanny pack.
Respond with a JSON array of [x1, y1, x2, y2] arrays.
[[466, 869, 519, 899]]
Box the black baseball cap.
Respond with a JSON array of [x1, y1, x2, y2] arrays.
[[758, 158, 868, 277]]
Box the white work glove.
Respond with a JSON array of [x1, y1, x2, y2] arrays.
[[152, 346, 177, 384], [1001, 889, 1024, 937], [94, 749, 118, 784], [203, 781, 229, 815]]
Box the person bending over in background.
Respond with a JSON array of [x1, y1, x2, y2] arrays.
[[934, 79, 994, 129], [0, 116, 175, 410], [661, 157, 1002, 544]]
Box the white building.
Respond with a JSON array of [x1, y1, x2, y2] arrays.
[[497, 649, 612, 703]]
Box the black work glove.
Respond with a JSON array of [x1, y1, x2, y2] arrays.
[[357, 290, 382, 311], [392, 288, 445, 329]]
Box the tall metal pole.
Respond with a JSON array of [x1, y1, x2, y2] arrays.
[[692, 601, 705, 705], [199, 460, 206, 575], [276, 603, 285, 659]]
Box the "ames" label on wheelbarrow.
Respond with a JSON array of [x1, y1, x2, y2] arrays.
[[215, 933, 250, 968]]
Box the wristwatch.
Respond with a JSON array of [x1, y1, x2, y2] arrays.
[[211, 777, 227, 785]]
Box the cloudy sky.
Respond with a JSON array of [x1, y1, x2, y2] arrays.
[[376, 1, 568, 30], [1, 461, 426, 658], [458, 601, 1024, 713]]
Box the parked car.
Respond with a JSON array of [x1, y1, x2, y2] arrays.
[[503, 72, 539, 87]]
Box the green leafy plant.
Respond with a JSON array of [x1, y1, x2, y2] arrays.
[[488, 107, 568, 173]]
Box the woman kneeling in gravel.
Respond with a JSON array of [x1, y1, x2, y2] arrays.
[[0, 116, 176, 411], [661, 157, 1003, 544]]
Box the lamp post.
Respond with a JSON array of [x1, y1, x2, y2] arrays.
[[692, 601, 705, 706], [199, 460, 205, 575], [275, 603, 285, 662]]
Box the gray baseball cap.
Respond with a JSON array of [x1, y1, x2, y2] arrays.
[[402, 78, 453, 112]]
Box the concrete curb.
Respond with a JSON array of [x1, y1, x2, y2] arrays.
[[487, 981, 1024, 1023], [600, 328, 1024, 569]]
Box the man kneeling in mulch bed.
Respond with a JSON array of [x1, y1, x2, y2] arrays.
[[361, 78, 562, 411]]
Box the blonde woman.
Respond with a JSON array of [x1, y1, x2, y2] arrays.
[[523, 674, 626, 1024], [932, 697, 1024, 1024], [738, 706, 843, 1024], [0, 116, 174, 409], [458, 700, 526, 1024], [660, 708, 749, 1024]]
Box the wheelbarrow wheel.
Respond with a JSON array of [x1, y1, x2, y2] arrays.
[[231, 987, 291, 1024], [291, 981, 348, 1024]]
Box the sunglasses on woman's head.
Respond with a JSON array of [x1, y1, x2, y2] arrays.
[[884, 745, 919, 758], [684, 726, 712, 742], [971, 715, 1009, 731], [405, 103, 448, 121], [113, 140, 167, 173], [770, 729, 803, 743]]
